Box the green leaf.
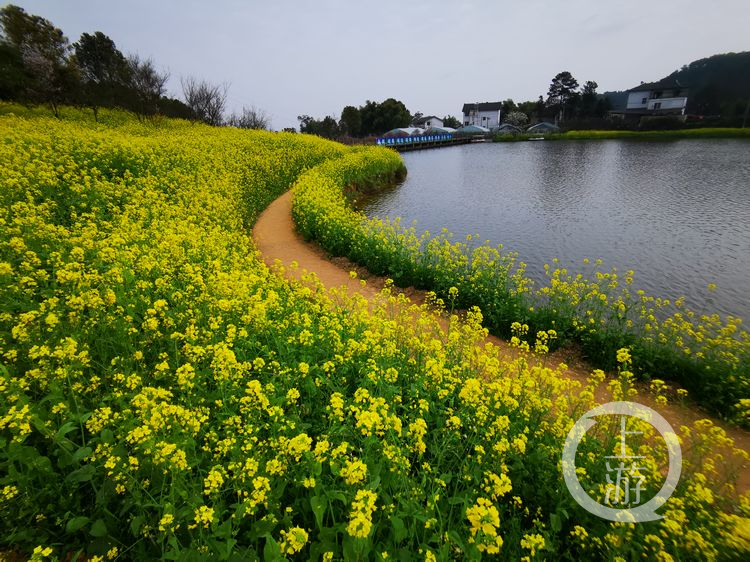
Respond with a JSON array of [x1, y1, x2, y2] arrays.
[[391, 515, 407, 542], [66, 464, 96, 483], [310, 495, 326, 531], [325, 490, 346, 503], [262, 536, 282, 562], [72, 446, 93, 463], [90, 518, 108, 537], [65, 516, 90, 533], [130, 515, 145, 536]]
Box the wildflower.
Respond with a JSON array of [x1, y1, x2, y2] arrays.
[[44, 312, 59, 327], [280, 527, 309, 555], [158, 513, 175, 532], [287, 433, 313, 460], [30, 546, 54, 560], [520, 533, 545, 557], [347, 489, 377, 538], [466, 498, 504, 553], [341, 458, 368, 485], [193, 505, 214, 529], [203, 468, 225, 495], [616, 348, 631, 364]]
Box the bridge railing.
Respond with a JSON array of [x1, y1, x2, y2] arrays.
[[375, 133, 454, 147]]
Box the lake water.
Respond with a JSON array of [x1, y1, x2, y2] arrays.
[[361, 140, 750, 320]]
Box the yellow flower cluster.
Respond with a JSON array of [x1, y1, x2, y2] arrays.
[[347, 489, 378, 539], [466, 497, 504, 554], [279, 526, 309, 555]]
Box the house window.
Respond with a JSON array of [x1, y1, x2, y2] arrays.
[[641, 97, 648, 104], [465, 121, 469, 125], [653, 102, 662, 110]]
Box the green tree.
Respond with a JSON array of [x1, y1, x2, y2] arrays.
[[0, 4, 76, 115], [579, 80, 598, 118], [0, 41, 26, 100], [501, 98, 517, 116], [340, 105, 361, 137], [442, 115, 461, 128], [546, 71, 579, 122], [297, 114, 340, 139], [359, 98, 411, 136], [73, 31, 129, 120]]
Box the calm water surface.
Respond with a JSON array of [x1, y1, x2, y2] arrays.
[[362, 140, 750, 319]]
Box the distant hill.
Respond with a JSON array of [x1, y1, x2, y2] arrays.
[[608, 51, 750, 119], [666, 51, 750, 115]]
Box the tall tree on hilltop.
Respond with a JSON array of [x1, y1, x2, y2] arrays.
[[125, 54, 169, 120], [73, 32, 129, 120], [547, 71, 579, 123], [0, 4, 77, 115], [181, 76, 227, 126], [0, 41, 26, 100], [225, 106, 270, 130]]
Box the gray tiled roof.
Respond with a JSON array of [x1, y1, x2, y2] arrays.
[[462, 102, 503, 113]]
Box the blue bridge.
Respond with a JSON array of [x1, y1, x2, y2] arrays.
[[375, 133, 476, 152]]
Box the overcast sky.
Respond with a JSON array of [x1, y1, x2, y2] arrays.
[[13, 0, 750, 129]]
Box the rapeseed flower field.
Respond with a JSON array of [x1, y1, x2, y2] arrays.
[[292, 150, 750, 423], [1, 105, 749, 560]]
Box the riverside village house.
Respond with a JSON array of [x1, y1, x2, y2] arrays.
[[611, 78, 689, 120], [462, 102, 503, 129], [410, 115, 444, 129]]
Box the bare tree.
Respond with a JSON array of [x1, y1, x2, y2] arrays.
[[126, 54, 169, 119], [181, 75, 228, 126], [225, 105, 270, 130]]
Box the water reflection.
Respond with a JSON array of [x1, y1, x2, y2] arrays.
[[362, 140, 750, 319]]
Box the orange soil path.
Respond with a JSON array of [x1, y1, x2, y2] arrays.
[[253, 190, 750, 492]]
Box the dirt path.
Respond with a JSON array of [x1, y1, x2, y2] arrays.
[[253, 190, 750, 492]]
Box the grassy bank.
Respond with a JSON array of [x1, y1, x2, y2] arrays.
[[494, 127, 750, 142], [293, 146, 750, 424], [1, 105, 749, 560]]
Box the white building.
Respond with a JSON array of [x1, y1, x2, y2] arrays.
[[462, 102, 503, 129], [624, 79, 688, 116], [411, 115, 443, 129]]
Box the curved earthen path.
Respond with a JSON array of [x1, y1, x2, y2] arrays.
[[253, 190, 750, 491]]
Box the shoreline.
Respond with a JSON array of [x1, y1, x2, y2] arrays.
[[494, 127, 750, 142], [253, 189, 750, 493]]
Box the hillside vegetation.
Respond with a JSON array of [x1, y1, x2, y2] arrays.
[[0, 106, 748, 560]]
